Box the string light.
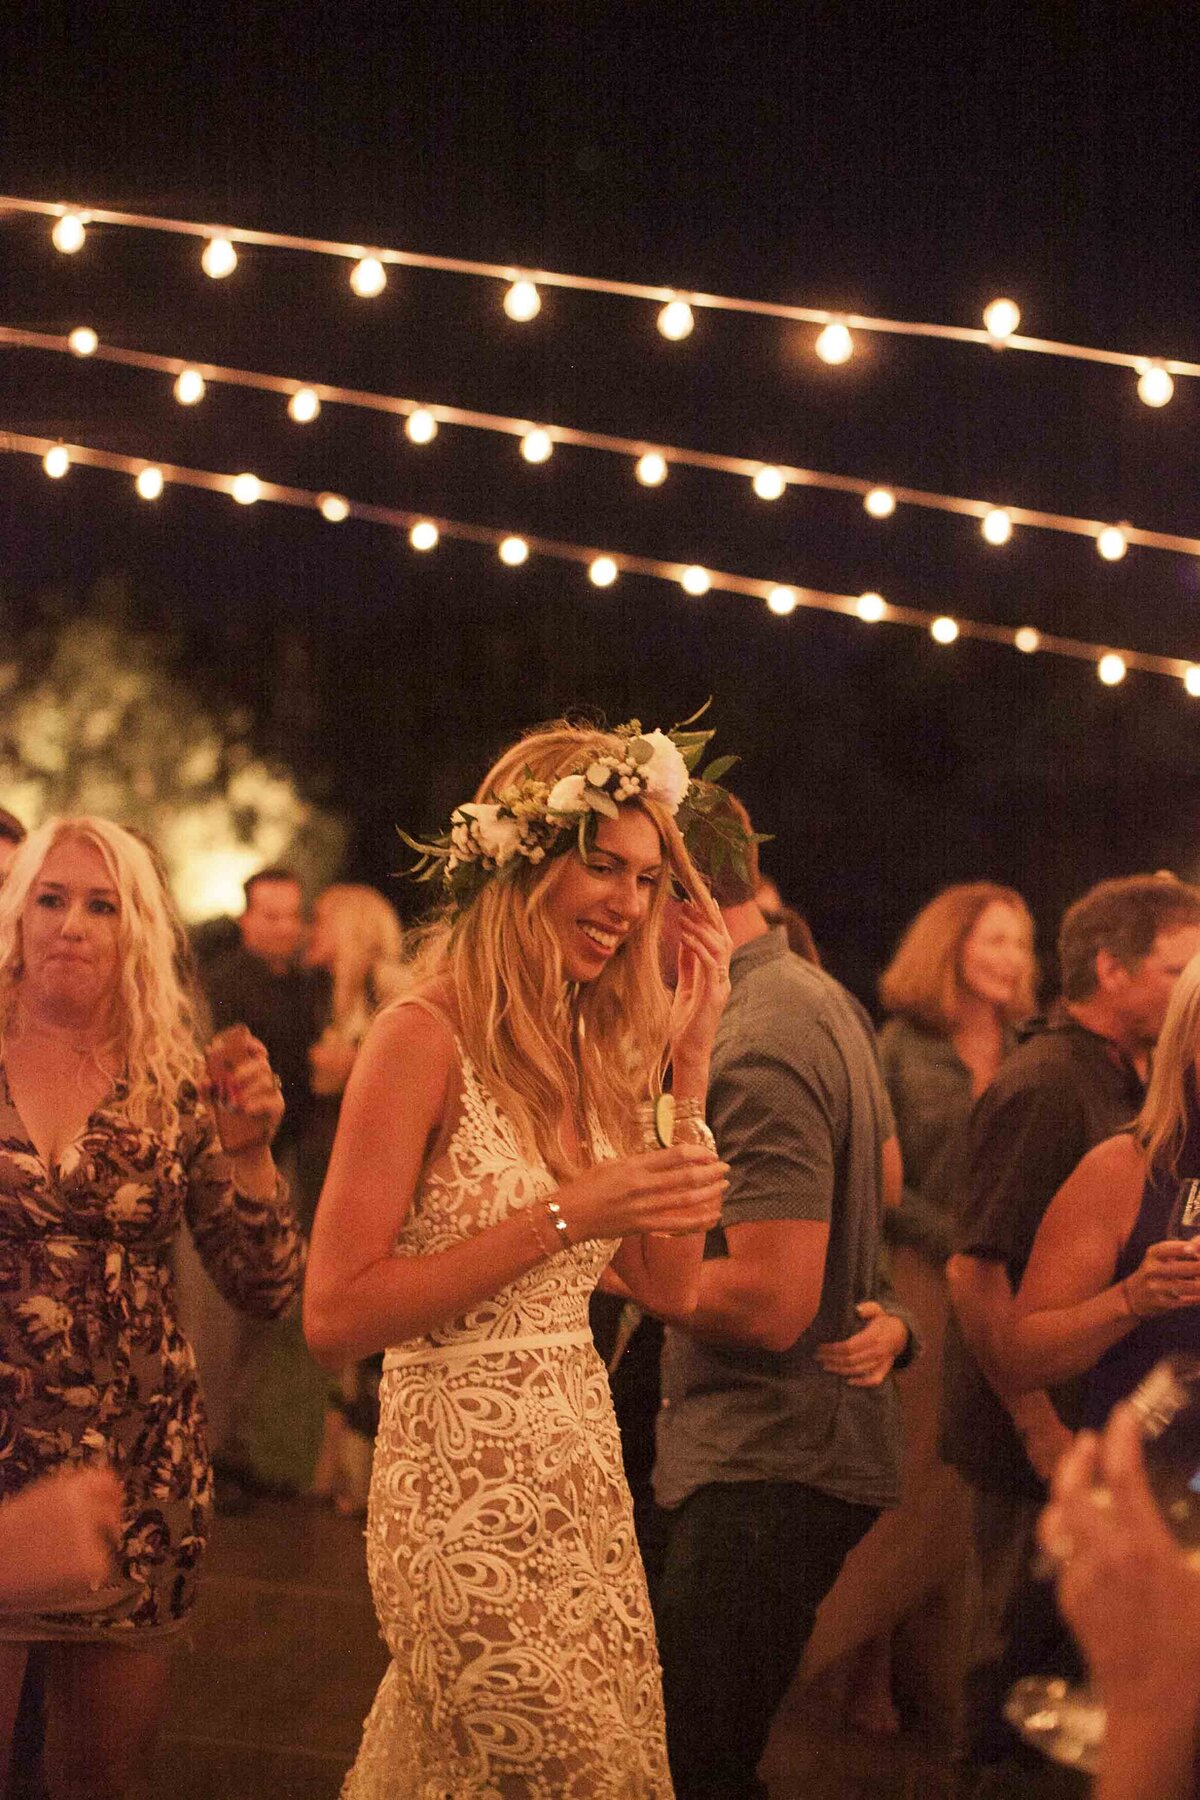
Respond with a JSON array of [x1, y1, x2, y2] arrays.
[[42, 445, 70, 479], [767, 585, 798, 616], [405, 408, 438, 445], [1098, 653, 1128, 686], [317, 492, 349, 522], [635, 452, 668, 487], [1136, 360, 1174, 407], [864, 487, 896, 518], [657, 300, 694, 341], [589, 556, 618, 587], [520, 429, 554, 464], [67, 327, 98, 357], [815, 323, 853, 365], [982, 508, 1013, 546], [50, 212, 86, 254], [173, 368, 206, 406], [983, 298, 1021, 341], [680, 565, 711, 596], [752, 466, 786, 501], [230, 473, 262, 505], [931, 616, 959, 644], [287, 387, 321, 423], [1097, 525, 1129, 562], [201, 235, 238, 279], [6, 430, 1196, 689], [499, 535, 529, 566], [503, 279, 541, 321], [349, 256, 387, 298], [134, 465, 164, 500]]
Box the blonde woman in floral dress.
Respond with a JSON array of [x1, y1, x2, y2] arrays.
[[0, 817, 303, 1795], [305, 717, 734, 1799]]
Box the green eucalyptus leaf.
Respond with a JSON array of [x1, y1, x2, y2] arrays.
[[699, 754, 739, 783], [584, 787, 619, 817], [628, 738, 653, 765]]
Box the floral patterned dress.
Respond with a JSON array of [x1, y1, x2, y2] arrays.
[[342, 1013, 674, 1800], [0, 1063, 304, 1639]]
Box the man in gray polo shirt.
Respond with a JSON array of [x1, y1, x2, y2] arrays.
[[652, 793, 912, 1800]]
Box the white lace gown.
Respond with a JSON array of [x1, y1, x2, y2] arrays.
[[342, 1026, 674, 1800]]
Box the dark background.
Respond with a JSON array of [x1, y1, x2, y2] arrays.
[[2, 2, 1198, 1003]]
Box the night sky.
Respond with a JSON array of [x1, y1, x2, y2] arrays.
[[2, 4, 1199, 1002]]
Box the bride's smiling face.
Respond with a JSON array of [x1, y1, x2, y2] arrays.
[[543, 809, 663, 984]]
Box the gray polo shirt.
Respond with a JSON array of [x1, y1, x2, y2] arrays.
[[654, 929, 904, 1511]]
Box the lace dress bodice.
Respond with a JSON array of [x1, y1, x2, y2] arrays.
[[342, 1026, 674, 1800]]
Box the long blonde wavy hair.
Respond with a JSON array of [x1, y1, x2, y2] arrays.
[[0, 817, 204, 1133], [401, 720, 710, 1174], [312, 883, 405, 1032], [1134, 949, 1200, 1174]]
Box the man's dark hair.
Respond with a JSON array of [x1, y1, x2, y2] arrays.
[[682, 788, 761, 907], [1058, 874, 1200, 1000], [243, 866, 301, 905], [0, 808, 26, 847]]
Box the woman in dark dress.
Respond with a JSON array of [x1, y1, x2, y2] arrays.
[[0, 817, 303, 1795]]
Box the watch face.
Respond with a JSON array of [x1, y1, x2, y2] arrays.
[[654, 1093, 676, 1148]]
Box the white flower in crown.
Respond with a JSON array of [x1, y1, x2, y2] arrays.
[[547, 774, 589, 815], [638, 730, 690, 812], [453, 803, 523, 867]]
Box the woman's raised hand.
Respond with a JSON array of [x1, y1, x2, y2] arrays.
[[556, 1144, 728, 1243], [1122, 1239, 1200, 1318], [204, 1024, 285, 1154], [668, 892, 733, 1073]]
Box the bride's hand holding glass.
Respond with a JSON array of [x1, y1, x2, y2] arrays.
[[554, 1143, 729, 1243]]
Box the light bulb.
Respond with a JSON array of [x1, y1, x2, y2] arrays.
[[520, 429, 554, 465], [173, 368, 206, 406], [288, 387, 321, 423], [503, 279, 541, 321], [405, 409, 438, 445], [864, 487, 896, 518], [815, 323, 853, 365], [1097, 525, 1128, 562], [68, 327, 98, 357], [767, 585, 798, 616], [1098, 653, 1127, 686], [231, 473, 262, 506], [1137, 361, 1174, 407], [589, 556, 618, 588], [931, 616, 959, 645], [499, 536, 529, 566], [982, 508, 1013, 546], [409, 521, 439, 552], [318, 492, 349, 522], [51, 213, 86, 254], [42, 445, 70, 479], [752, 466, 786, 501], [635, 452, 668, 487], [856, 592, 886, 623], [201, 235, 238, 279], [1014, 627, 1041, 654], [680, 565, 711, 597], [134, 466, 164, 501], [349, 256, 387, 298], [1185, 666, 1200, 698], [658, 300, 694, 341], [983, 297, 1021, 340]]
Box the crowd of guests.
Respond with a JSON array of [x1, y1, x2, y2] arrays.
[[1, 754, 1200, 1798]]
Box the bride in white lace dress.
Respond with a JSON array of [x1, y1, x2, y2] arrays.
[[304, 718, 733, 1799]]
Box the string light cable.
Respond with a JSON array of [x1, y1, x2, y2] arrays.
[[2, 426, 1194, 692], [4, 195, 1198, 392], [2, 325, 1195, 562]]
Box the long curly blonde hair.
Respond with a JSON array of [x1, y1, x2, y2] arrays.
[[0, 817, 204, 1133], [401, 720, 709, 1174]]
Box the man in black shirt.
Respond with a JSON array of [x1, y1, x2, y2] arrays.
[[945, 875, 1200, 1792]]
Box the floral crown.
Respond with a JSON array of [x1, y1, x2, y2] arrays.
[[400, 703, 761, 913]]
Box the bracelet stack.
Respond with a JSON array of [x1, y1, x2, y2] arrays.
[[525, 1198, 571, 1259]]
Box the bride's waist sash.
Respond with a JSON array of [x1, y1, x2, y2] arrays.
[[383, 1327, 593, 1373]]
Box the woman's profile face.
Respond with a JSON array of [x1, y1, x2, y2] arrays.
[[959, 900, 1031, 1012], [543, 807, 663, 984], [20, 836, 122, 1017]]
